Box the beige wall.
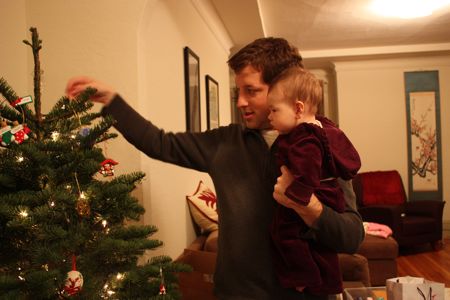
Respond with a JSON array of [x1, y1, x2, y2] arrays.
[[333, 56, 450, 227], [136, 0, 231, 258], [0, 0, 231, 259], [0, 0, 27, 94]]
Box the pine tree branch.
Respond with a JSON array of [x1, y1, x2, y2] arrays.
[[0, 78, 35, 126], [23, 27, 43, 133]]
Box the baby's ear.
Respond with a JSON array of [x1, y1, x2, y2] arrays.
[[295, 100, 304, 118]]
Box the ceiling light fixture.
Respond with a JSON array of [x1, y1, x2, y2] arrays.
[[370, 0, 450, 19]]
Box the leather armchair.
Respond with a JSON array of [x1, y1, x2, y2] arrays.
[[353, 170, 445, 249]]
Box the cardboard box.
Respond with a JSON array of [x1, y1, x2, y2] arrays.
[[343, 287, 387, 300], [176, 249, 217, 300]]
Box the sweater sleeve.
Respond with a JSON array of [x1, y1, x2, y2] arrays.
[[307, 179, 365, 253], [102, 95, 220, 172]]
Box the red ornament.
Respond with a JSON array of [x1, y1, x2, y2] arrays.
[[159, 266, 166, 295], [11, 95, 33, 107], [159, 283, 166, 295], [99, 159, 118, 177], [11, 121, 31, 144]]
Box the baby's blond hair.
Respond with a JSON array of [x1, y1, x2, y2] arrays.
[[269, 67, 323, 114]]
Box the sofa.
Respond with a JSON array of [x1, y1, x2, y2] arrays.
[[179, 228, 397, 286], [176, 229, 371, 300]]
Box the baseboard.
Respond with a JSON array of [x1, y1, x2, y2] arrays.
[[443, 220, 450, 238]]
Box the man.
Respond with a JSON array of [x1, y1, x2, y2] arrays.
[[66, 37, 364, 300]]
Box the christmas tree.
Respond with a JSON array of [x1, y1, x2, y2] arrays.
[[0, 27, 189, 299]]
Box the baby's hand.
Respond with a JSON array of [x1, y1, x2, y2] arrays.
[[273, 165, 323, 226]]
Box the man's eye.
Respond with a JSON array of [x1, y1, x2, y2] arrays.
[[246, 88, 257, 95]]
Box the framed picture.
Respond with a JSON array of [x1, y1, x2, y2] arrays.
[[183, 47, 201, 132], [205, 75, 219, 130], [404, 70, 442, 201]]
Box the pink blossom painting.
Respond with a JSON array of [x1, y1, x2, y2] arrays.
[[409, 91, 438, 191]]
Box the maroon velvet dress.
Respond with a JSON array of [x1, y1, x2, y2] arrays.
[[270, 116, 361, 295]]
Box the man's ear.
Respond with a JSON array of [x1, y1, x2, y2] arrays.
[[295, 100, 304, 118]]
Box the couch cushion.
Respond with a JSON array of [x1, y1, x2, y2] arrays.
[[357, 235, 398, 260], [358, 170, 406, 206], [186, 181, 219, 233], [204, 229, 219, 252], [338, 254, 370, 287]]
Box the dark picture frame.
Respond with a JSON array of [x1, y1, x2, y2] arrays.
[[205, 75, 219, 130], [183, 47, 201, 132]]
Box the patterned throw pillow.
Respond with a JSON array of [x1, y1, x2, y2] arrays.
[[186, 181, 218, 233]]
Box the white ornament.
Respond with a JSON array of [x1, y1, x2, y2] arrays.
[[64, 270, 83, 296]]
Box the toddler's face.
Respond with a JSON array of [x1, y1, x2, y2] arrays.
[[267, 87, 298, 135]]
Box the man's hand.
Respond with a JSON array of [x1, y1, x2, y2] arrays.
[[65, 76, 116, 105], [273, 166, 323, 226]]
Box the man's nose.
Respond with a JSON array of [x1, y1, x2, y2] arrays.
[[236, 95, 248, 108]]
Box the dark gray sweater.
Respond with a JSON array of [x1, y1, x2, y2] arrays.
[[103, 95, 365, 300]]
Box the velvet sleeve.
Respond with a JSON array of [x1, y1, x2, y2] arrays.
[[284, 136, 323, 205]]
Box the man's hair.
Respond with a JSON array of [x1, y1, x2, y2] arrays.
[[228, 37, 303, 85], [270, 67, 323, 114]]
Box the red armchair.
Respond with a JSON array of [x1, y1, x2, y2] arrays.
[[352, 170, 445, 249]]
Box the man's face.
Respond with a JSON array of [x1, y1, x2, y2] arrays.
[[234, 65, 271, 130]]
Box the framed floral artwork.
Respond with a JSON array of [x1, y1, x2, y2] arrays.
[[404, 70, 442, 201]]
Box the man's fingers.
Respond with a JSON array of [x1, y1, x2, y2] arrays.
[[65, 76, 93, 98]]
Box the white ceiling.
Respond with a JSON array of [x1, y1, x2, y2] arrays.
[[210, 0, 450, 66]]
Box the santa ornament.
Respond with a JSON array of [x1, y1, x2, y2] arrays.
[[63, 255, 83, 296], [11, 121, 31, 144], [11, 95, 33, 107], [159, 266, 166, 295], [99, 159, 119, 177]]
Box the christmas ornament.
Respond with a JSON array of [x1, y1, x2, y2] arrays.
[[11, 95, 33, 107], [78, 126, 90, 137], [99, 159, 119, 177], [11, 121, 31, 144], [64, 255, 83, 296], [0, 121, 15, 146], [159, 266, 166, 295], [76, 192, 90, 217]]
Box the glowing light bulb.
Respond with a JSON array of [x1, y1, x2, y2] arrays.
[[19, 210, 28, 217], [17, 156, 24, 162], [51, 131, 60, 141], [370, 0, 450, 18]]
